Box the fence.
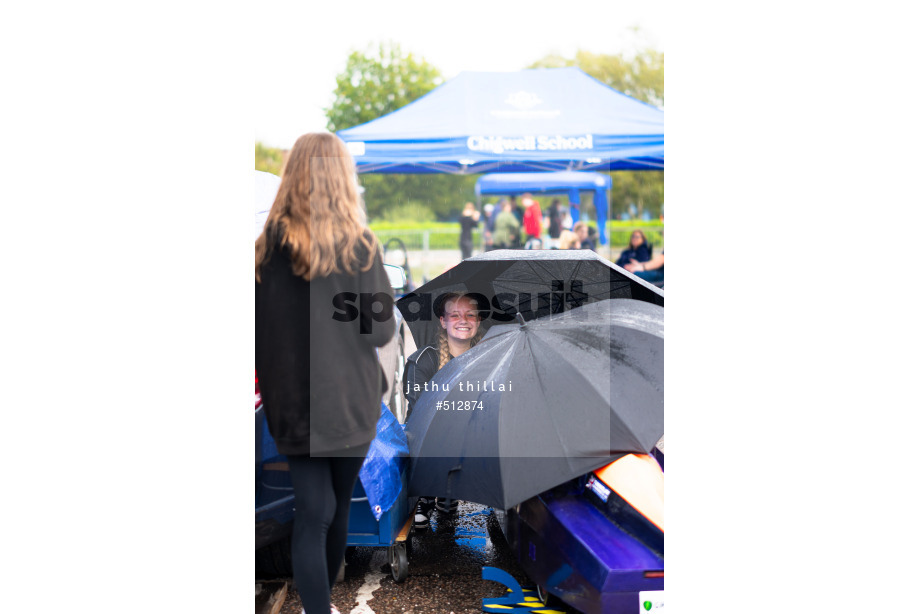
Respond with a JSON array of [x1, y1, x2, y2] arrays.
[[373, 226, 664, 253], [373, 226, 664, 283], [375, 229, 469, 252]]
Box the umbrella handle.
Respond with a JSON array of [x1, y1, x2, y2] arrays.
[[515, 312, 526, 327]]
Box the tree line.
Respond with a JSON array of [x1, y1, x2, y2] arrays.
[[256, 41, 664, 223]]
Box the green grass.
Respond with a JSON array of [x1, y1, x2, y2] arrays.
[[604, 221, 664, 248], [369, 221, 460, 231]]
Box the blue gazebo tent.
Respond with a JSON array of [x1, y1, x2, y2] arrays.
[[337, 67, 663, 175], [475, 172, 613, 244]]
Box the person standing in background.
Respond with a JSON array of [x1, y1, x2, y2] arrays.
[[482, 202, 496, 251], [561, 205, 574, 232], [546, 198, 563, 248], [522, 194, 543, 246], [492, 200, 521, 249], [458, 202, 481, 260], [510, 195, 524, 225]]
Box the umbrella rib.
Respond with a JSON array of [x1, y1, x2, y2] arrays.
[[530, 330, 648, 457], [527, 259, 566, 284], [524, 334, 604, 462], [492, 260, 572, 301]]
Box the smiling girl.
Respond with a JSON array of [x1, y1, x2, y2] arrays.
[[403, 292, 485, 524]]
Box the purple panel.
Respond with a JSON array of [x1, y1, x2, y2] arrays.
[[513, 490, 663, 612], [546, 496, 662, 572]]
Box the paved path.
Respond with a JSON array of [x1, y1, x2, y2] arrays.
[[274, 503, 578, 614]]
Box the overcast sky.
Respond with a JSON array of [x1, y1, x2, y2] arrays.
[[253, 0, 665, 149]]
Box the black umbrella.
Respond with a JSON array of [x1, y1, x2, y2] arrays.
[[404, 298, 664, 511], [395, 249, 664, 351]]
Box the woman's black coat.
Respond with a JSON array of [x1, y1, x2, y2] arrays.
[[255, 233, 395, 456]]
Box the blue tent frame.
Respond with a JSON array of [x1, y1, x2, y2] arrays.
[[337, 67, 662, 246], [337, 67, 663, 175], [475, 172, 613, 245]]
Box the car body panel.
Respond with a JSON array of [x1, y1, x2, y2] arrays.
[[502, 456, 664, 613]]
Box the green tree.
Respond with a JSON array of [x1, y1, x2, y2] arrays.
[[357, 173, 478, 222], [326, 42, 443, 133], [529, 48, 664, 221], [528, 48, 663, 108], [326, 43, 476, 221], [255, 141, 284, 175]]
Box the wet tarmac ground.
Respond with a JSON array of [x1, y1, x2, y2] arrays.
[[264, 501, 580, 614]]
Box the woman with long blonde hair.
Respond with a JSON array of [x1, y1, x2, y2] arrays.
[[255, 132, 395, 614], [558, 229, 580, 250]]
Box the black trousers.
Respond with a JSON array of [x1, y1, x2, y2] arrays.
[[460, 239, 473, 260], [286, 443, 369, 613]]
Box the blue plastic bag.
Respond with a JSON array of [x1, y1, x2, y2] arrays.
[[359, 403, 409, 520]]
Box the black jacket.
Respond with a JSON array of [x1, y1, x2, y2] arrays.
[[255, 231, 395, 456], [546, 207, 562, 239], [459, 215, 479, 243], [615, 243, 651, 267], [404, 345, 441, 416]]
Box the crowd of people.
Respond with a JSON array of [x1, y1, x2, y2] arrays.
[[465, 196, 663, 282], [476, 193, 595, 252], [468, 193, 654, 258]]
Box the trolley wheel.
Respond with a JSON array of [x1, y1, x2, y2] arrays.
[[536, 584, 561, 608], [389, 543, 408, 583]]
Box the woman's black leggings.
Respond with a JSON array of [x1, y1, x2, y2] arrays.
[[287, 443, 369, 614]]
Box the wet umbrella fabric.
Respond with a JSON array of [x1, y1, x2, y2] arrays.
[[395, 249, 664, 351], [404, 298, 663, 511]]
